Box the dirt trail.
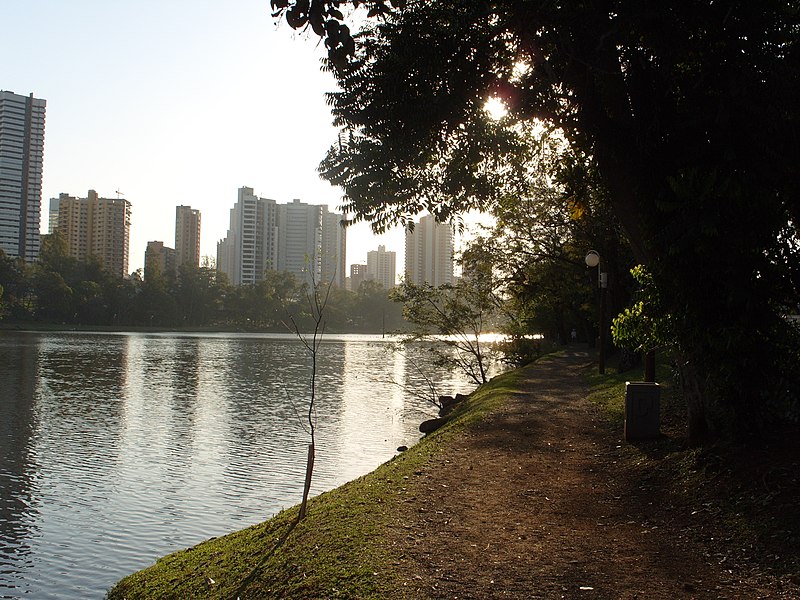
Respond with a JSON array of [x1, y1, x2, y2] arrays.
[[386, 351, 785, 599]]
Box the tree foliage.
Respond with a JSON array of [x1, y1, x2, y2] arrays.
[[611, 265, 672, 354], [277, 0, 800, 441], [0, 242, 403, 333], [391, 249, 505, 385]]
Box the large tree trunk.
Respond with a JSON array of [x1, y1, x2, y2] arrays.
[[678, 360, 709, 446], [644, 350, 656, 383]]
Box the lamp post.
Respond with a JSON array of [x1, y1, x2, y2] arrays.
[[585, 250, 607, 374]]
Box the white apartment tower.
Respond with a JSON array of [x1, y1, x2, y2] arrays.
[[218, 190, 346, 288], [277, 199, 345, 288], [217, 187, 277, 286], [175, 205, 201, 268], [404, 215, 454, 286], [321, 208, 346, 288], [367, 244, 397, 289], [0, 91, 46, 262]]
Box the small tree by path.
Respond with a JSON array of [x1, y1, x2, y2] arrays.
[[287, 277, 333, 521], [611, 264, 709, 445], [232, 271, 333, 597]]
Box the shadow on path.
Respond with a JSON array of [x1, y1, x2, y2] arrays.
[[390, 351, 776, 599]]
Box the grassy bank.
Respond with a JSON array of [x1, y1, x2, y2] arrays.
[[108, 354, 799, 598], [107, 367, 522, 599]]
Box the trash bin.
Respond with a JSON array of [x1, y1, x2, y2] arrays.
[[624, 382, 660, 441]]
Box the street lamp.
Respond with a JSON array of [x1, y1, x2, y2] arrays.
[[585, 250, 608, 374]]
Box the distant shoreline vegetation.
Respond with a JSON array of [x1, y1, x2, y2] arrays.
[[0, 243, 406, 334]]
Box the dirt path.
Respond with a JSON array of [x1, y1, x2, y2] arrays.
[[387, 351, 785, 599]]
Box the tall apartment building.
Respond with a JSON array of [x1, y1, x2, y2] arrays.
[[55, 190, 132, 277], [0, 91, 46, 262], [276, 199, 321, 285], [217, 187, 277, 286], [276, 199, 345, 288], [367, 244, 397, 289], [404, 214, 454, 286], [349, 263, 367, 291], [47, 197, 59, 233], [144, 241, 176, 280], [321, 208, 346, 288], [175, 205, 201, 268], [217, 189, 346, 288]]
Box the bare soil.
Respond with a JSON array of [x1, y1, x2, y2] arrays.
[[385, 351, 800, 599]]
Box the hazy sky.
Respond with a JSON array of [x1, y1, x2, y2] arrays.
[[2, 0, 410, 273]]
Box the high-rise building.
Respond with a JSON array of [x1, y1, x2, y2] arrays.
[[321, 208, 346, 288], [277, 199, 345, 288], [217, 189, 346, 288], [217, 187, 277, 286], [56, 190, 132, 277], [367, 244, 397, 289], [277, 199, 321, 285], [47, 197, 59, 233], [0, 91, 46, 262], [349, 263, 367, 291], [175, 205, 201, 268], [404, 215, 454, 286], [144, 241, 176, 280]]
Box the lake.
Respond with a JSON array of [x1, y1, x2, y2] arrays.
[[0, 331, 475, 599]]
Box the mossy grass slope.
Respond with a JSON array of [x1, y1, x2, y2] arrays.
[[107, 365, 522, 599]]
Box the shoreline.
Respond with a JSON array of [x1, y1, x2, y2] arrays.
[[106, 352, 800, 599]]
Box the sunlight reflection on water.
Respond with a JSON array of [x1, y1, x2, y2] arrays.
[[0, 331, 483, 599]]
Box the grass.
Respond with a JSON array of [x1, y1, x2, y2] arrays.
[[109, 351, 798, 597], [107, 363, 522, 599]]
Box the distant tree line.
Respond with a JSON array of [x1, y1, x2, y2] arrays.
[[0, 232, 404, 333]]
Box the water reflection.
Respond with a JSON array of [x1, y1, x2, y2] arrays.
[[0, 331, 481, 599], [331, 341, 412, 484], [0, 333, 40, 595]]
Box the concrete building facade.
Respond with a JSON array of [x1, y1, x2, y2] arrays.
[[217, 187, 277, 286], [144, 241, 176, 280], [55, 190, 132, 277], [218, 189, 346, 288], [349, 263, 367, 291], [0, 91, 46, 262], [404, 215, 454, 287], [367, 244, 397, 289], [175, 205, 201, 268], [321, 208, 346, 288]]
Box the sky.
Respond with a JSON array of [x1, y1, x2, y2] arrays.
[[2, 0, 415, 274]]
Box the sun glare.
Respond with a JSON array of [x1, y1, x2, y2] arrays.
[[483, 96, 508, 120]]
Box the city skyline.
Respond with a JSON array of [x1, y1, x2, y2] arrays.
[[1, 0, 406, 273]]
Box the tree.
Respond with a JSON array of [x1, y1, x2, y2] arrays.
[[0, 249, 30, 320], [286, 273, 334, 521], [31, 268, 73, 322], [175, 264, 225, 327], [277, 0, 800, 443], [135, 264, 178, 327], [392, 246, 505, 385], [472, 133, 635, 349], [351, 279, 404, 332]]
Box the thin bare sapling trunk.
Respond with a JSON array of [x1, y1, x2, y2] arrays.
[[288, 275, 333, 522]]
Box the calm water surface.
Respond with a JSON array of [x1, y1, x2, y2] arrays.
[[0, 331, 472, 599]]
